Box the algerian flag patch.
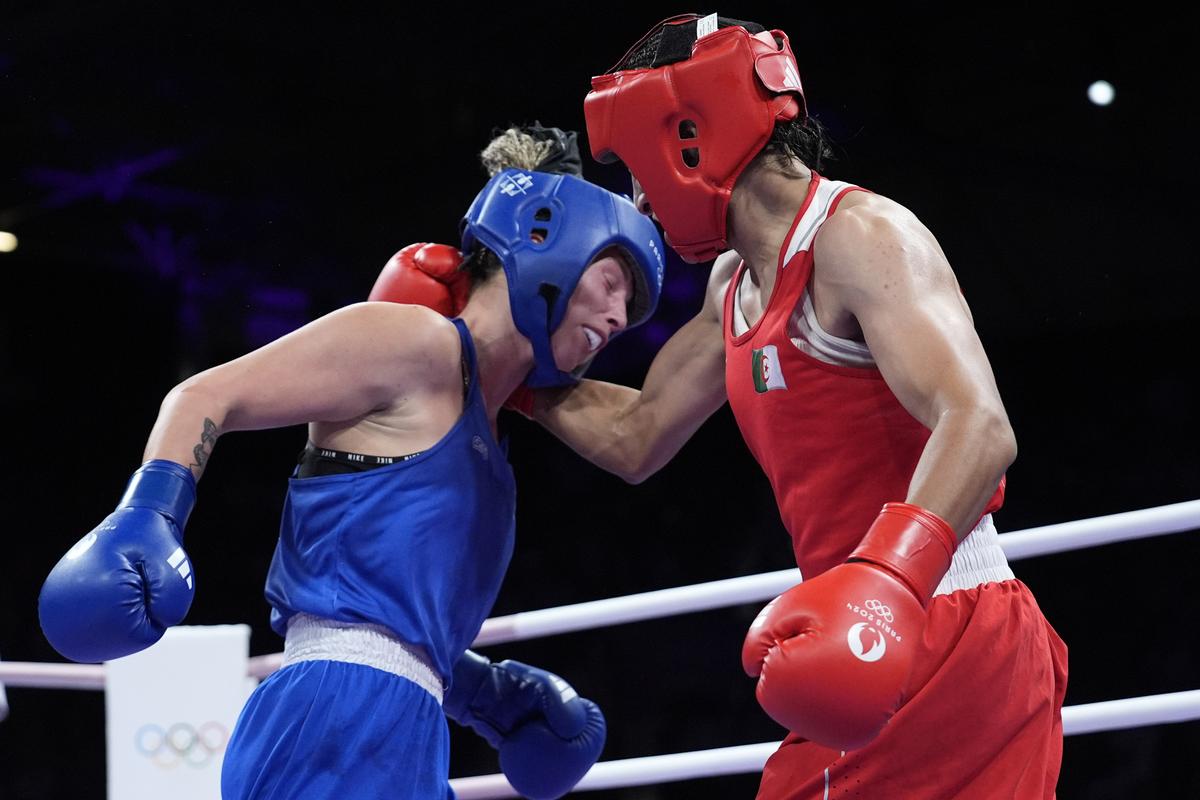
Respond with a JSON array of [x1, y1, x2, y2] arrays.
[[751, 345, 788, 393]]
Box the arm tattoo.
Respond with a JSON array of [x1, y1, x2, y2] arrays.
[[189, 418, 221, 472]]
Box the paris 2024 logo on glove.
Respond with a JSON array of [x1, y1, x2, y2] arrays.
[[845, 598, 899, 663]]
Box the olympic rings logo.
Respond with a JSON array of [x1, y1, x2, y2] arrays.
[[134, 722, 228, 769], [865, 599, 894, 623]]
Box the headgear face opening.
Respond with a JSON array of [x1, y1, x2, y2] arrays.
[[585, 14, 806, 263], [460, 169, 666, 388]]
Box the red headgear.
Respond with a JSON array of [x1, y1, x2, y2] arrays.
[[585, 14, 806, 263]]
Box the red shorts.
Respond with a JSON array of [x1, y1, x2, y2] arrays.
[[756, 579, 1068, 800]]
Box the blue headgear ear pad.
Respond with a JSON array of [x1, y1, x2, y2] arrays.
[[461, 170, 665, 387]]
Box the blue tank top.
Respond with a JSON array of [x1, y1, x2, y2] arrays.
[[264, 318, 517, 681]]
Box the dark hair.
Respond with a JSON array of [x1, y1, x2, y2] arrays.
[[460, 245, 503, 284], [757, 115, 837, 175]]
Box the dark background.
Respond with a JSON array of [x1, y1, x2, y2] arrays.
[[2, 2, 1197, 798]]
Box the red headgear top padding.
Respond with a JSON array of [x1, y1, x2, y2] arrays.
[[585, 14, 806, 263]]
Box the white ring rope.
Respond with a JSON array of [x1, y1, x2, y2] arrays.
[[3, 501, 1198, 794], [2, 500, 1196, 688], [475, 568, 802, 649], [473, 499, 1200, 647], [0, 662, 105, 691], [997, 500, 1200, 560], [447, 691, 1200, 798], [452, 742, 775, 799]]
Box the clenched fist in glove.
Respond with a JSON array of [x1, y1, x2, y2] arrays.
[[369, 242, 471, 316], [445, 650, 606, 800], [370, 242, 536, 417], [39, 460, 197, 663], [742, 502, 958, 750]]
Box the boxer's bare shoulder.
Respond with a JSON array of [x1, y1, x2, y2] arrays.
[[310, 303, 465, 454]]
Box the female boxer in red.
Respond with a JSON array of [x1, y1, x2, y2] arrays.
[[531, 14, 1065, 799]]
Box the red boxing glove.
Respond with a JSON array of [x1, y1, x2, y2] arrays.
[[741, 503, 957, 750], [369, 243, 471, 316], [372, 244, 535, 411]]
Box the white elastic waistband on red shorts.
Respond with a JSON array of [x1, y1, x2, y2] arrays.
[[931, 514, 1015, 597], [282, 613, 445, 704]]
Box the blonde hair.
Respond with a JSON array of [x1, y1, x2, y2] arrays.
[[479, 128, 554, 176]]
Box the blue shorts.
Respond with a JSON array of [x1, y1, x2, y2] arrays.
[[222, 660, 452, 800]]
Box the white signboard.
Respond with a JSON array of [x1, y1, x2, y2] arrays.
[[106, 625, 257, 800]]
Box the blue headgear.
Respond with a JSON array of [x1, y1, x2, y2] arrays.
[[461, 169, 666, 387]]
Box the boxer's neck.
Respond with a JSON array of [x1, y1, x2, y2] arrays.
[[727, 159, 813, 300], [459, 275, 533, 421]]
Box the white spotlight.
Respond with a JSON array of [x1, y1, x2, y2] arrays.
[[0, 232, 17, 253], [1088, 80, 1115, 107]]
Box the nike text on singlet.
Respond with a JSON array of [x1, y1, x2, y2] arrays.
[[295, 355, 471, 477], [296, 443, 425, 478]]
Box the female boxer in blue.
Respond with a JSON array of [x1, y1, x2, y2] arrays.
[[38, 128, 665, 800]]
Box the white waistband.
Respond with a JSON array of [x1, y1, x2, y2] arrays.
[[282, 614, 444, 704], [932, 514, 1015, 597]]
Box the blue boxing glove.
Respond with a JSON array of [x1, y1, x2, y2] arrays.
[[445, 650, 605, 800], [38, 460, 197, 663]]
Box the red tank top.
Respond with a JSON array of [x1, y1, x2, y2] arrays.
[[723, 173, 1004, 579]]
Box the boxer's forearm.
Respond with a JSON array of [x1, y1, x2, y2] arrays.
[[534, 380, 651, 482], [143, 381, 229, 481], [905, 405, 1016, 537], [536, 314, 727, 484]]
